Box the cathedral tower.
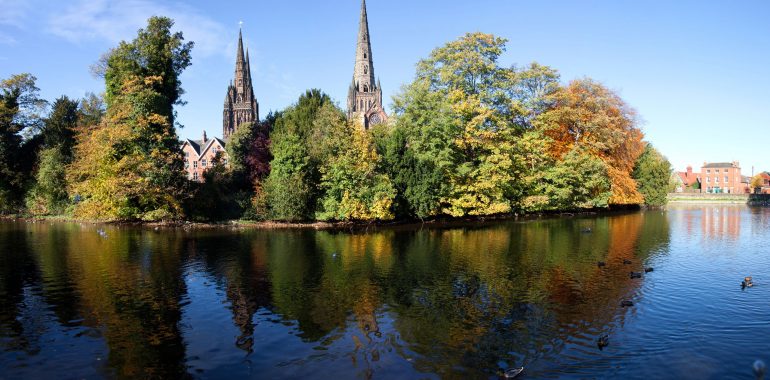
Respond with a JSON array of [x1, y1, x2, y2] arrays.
[[223, 27, 259, 139], [347, 0, 387, 129]]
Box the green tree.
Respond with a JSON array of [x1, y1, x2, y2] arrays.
[[264, 90, 332, 221], [314, 106, 395, 221], [522, 147, 612, 211], [68, 16, 193, 221], [632, 144, 672, 207], [392, 33, 527, 217], [26, 96, 80, 215], [0, 73, 46, 213]]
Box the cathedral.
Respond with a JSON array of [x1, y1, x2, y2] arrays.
[[347, 0, 387, 129], [223, 28, 259, 139], [182, 28, 259, 182]]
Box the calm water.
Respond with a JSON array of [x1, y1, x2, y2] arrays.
[[2, 205, 770, 379]]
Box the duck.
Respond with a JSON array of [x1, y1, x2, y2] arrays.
[[97, 229, 107, 238], [597, 335, 609, 350], [644, 267, 654, 273], [742, 276, 754, 289], [623, 259, 632, 265], [503, 367, 524, 379], [620, 300, 634, 307], [597, 261, 606, 267], [629, 272, 642, 279], [581, 227, 593, 234], [754, 359, 766, 380]]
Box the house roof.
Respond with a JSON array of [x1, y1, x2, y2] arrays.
[[702, 162, 737, 168], [181, 137, 226, 158]]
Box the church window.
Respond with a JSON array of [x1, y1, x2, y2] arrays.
[[364, 53, 367, 58], [364, 65, 368, 74], [360, 100, 364, 110], [363, 85, 368, 92]]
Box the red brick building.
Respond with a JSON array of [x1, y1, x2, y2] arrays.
[[700, 161, 748, 194], [181, 131, 227, 182]]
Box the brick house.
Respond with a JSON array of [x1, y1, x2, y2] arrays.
[[700, 161, 748, 194], [673, 166, 701, 192], [181, 131, 227, 182]]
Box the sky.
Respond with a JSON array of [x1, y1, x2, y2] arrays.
[[1, 0, 769, 173]]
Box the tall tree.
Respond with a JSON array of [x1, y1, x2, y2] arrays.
[[26, 96, 80, 215], [264, 90, 332, 221], [536, 78, 645, 205], [69, 16, 193, 221], [0, 73, 46, 213]]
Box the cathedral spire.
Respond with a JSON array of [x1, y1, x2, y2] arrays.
[[224, 26, 259, 140], [347, 0, 387, 129], [354, 0, 375, 90]]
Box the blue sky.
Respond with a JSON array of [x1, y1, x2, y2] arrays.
[[1, 0, 769, 173]]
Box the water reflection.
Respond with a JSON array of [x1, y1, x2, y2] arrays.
[[0, 211, 676, 378]]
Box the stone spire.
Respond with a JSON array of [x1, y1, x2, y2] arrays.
[[347, 0, 387, 129], [223, 26, 259, 139], [354, 0, 375, 91]]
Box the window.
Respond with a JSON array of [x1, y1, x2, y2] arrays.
[[706, 177, 710, 183], [364, 65, 368, 74], [184, 161, 189, 169], [184, 151, 189, 158], [364, 53, 367, 58], [707, 169, 711, 174], [193, 161, 198, 168], [363, 85, 368, 92], [193, 172, 198, 181], [725, 176, 729, 183], [202, 159, 207, 167]]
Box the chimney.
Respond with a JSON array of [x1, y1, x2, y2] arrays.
[[202, 130, 208, 144]]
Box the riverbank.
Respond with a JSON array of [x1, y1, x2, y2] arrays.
[[667, 193, 749, 204], [1, 206, 643, 231]]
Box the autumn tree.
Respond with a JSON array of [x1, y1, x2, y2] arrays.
[[68, 16, 193, 221], [536, 78, 645, 205], [313, 106, 395, 221]]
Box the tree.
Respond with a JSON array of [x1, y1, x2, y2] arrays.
[[632, 144, 672, 207], [392, 33, 526, 217], [264, 90, 332, 221], [0, 73, 46, 213], [68, 16, 193, 221], [522, 147, 612, 212], [314, 107, 395, 221], [536, 78, 645, 205], [25, 96, 80, 215], [750, 175, 764, 194]]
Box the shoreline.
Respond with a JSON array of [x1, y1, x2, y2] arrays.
[[0, 207, 644, 231]]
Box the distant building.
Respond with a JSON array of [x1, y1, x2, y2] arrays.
[[223, 28, 259, 140], [181, 131, 227, 182], [346, 0, 387, 129], [755, 172, 770, 194], [181, 28, 259, 182], [700, 161, 748, 194], [673, 165, 701, 192]]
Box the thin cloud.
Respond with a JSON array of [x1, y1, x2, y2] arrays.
[[0, 33, 16, 45], [47, 0, 230, 58], [0, 0, 30, 27]]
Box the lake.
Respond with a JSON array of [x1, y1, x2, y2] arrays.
[[1, 205, 769, 379]]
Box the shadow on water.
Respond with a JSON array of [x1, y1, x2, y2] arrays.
[[0, 211, 676, 379]]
